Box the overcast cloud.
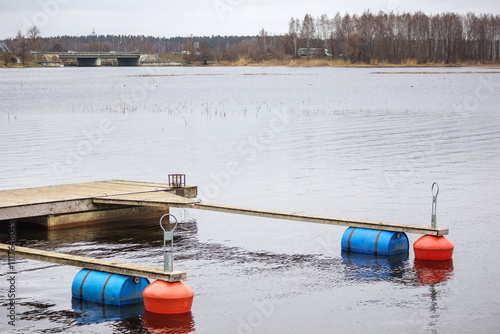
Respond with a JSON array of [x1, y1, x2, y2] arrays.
[[1, 0, 499, 39]]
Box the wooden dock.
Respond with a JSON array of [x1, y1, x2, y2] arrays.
[[0, 180, 197, 229], [0, 243, 186, 282], [0, 179, 448, 235]]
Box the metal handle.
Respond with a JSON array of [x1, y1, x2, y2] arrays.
[[160, 213, 178, 233], [431, 182, 439, 228], [159, 214, 178, 272]]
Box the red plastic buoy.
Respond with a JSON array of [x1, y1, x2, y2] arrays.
[[143, 281, 194, 314], [413, 235, 454, 260]]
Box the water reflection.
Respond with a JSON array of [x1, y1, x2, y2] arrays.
[[341, 251, 454, 287], [341, 250, 410, 283], [71, 297, 145, 324], [414, 259, 454, 286], [141, 310, 195, 334], [412, 259, 454, 334], [71, 298, 196, 333], [0, 217, 199, 262], [342, 250, 455, 334], [415, 262, 454, 334], [3, 218, 197, 245], [424, 284, 440, 334]]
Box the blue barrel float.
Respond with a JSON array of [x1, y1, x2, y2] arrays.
[[341, 227, 409, 255], [72, 269, 150, 305]]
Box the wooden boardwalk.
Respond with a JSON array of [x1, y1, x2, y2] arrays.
[[0, 243, 186, 282]]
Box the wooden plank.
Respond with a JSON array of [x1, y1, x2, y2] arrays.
[[104, 180, 173, 189], [0, 243, 185, 282], [93, 191, 196, 207], [43, 181, 167, 199], [0, 199, 95, 220], [0, 180, 174, 208], [173, 202, 448, 236]]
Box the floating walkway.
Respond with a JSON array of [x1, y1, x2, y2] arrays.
[[0, 179, 448, 235], [0, 179, 451, 314], [0, 243, 185, 282], [176, 202, 449, 236]]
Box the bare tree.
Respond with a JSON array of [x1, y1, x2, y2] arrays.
[[258, 28, 270, 55], [15, 31, 27, 65], [413, 11, 430, 63], [357, 10, 376, 63], [26, 25, 41, 51], [181, 36, 196, 63], [198, 41, 213, 64], [2, 51, 13, 66], [288, 18, 300, 57], [338, 13, 354, 60], [317, 14, 330, 52], [301, 14, 316, 58]]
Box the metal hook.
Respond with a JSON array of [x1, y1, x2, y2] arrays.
[[431, 182, 439, 228], [159, 213, 178, 272]]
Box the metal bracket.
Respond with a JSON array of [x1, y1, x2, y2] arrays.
[[431, 182, 439, 228], [159, 213, 178, 272]]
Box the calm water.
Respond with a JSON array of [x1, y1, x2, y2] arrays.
[[1, 66, 500, 333]]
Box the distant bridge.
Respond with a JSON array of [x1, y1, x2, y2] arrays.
[[58, 52, 143, 66]]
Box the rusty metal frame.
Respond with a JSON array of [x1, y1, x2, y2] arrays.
[[168, 174, 186, 188]]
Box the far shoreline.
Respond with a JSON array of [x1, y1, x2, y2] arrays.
[[2, 57, 500, 69]]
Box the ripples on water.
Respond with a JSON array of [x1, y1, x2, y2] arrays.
[[1, 67, 500, 333]]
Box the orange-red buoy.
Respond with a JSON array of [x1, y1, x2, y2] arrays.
[[413, 235, 454, 260], [143, 281, 194, 314]]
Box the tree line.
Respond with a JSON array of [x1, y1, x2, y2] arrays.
[[2, 11, 499, 65], [286, 11, 500, 64], [2, 29, 256, 64]]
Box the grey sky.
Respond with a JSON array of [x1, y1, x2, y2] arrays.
[[1, 0, 499, 39]]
